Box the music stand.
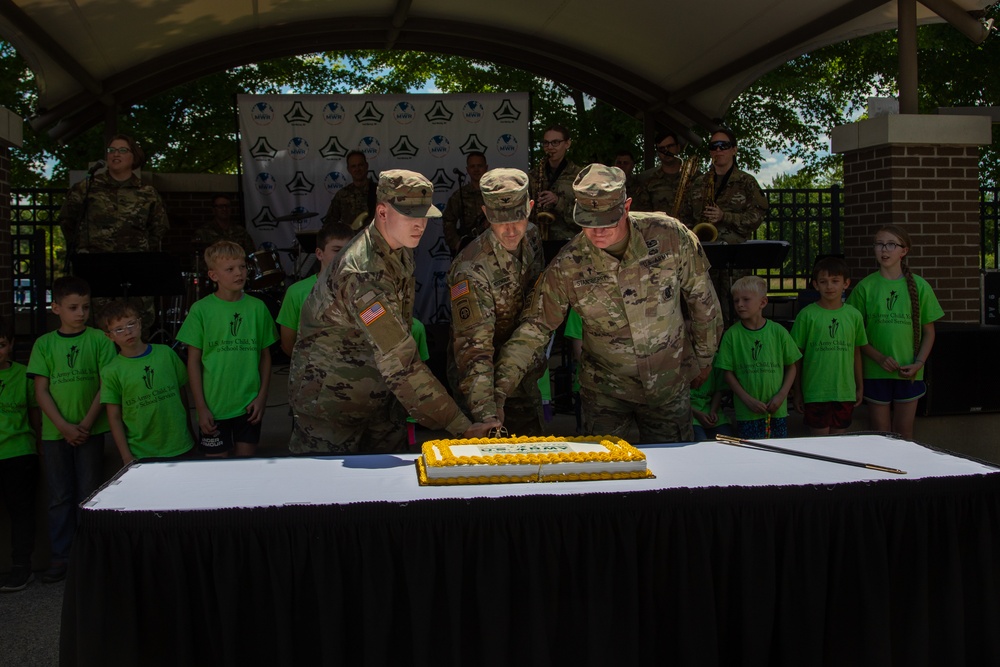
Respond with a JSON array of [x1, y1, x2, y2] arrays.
[[71, 252, 185, 298], [702, 241, 790, 324]]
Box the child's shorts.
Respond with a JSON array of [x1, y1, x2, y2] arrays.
[[737, 416, 788, 440], [198, 413, 262, 454], [863, 379, 926, 405], [803, 401, 856, 430]]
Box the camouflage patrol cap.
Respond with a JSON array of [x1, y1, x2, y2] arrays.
[[376, 169, 442, 218], [572, 164, 627, 228], [480, 168, 530, 224]]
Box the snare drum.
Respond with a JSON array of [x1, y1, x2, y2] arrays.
[[247, 250, 286, 290]]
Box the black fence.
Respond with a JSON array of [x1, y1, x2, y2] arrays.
[[7, 184, 998, 338]]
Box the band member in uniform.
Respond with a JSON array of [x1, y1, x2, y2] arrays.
[[613, 149, 639, 195], [323, 150, 377, 230], [682, 128, 768, 244], [442, 151, 489, 255], [529, 124, 581, 240], [632, 131, 691, 215], [494, 165, 723, 444], [289, 170, 498, 454], [194, 195, 254, 254], [448, 168, 545, 436]]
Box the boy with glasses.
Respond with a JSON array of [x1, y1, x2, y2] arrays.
[[100, 300, 196, 466]]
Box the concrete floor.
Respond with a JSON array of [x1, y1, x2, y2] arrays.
[[2, 360, 998, 665]]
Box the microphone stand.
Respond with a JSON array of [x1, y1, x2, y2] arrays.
[[67, 161, 104, 273]]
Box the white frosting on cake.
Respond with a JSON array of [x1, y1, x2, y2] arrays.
[[418, 437, 649, 483]]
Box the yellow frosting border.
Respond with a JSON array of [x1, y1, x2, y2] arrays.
[[421, 435, 646, 468], [415, 458, 655, 486]]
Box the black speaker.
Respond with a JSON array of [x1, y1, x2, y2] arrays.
[[920, 324, 1000, 415]]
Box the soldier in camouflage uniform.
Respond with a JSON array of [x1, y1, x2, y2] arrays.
[[288, 170, 498, 454], [442, 152, 489, 254], [193, 195, 255, 254], [448, 168, 545, 436], [632, 131, 697, 216], [59, 134, 170, 333], [529, 125, 582, 241], [494, 164, 724, 443], [680, 129, 768, 244], [323, 150, 377, 230]]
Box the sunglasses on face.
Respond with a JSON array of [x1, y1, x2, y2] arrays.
[[708, 141, 734, 152]]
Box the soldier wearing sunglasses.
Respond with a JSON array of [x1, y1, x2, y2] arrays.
[[680, 128, 767, 244]]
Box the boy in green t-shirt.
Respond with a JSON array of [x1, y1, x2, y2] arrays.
[[791, 257, 868, 436], [0, 319, 41, 592], [714, 276, 801, 439], [177, 241, 278, 457], [100, 300, 196, 466], [27, 276, 116, 583], [276, 223, 352, 357]]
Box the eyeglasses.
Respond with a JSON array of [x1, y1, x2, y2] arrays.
[[708, 141, 733, 152], [656, 144, 678, 155], [873, 242, 903, 251], [109, 319, 140, 336], [540, 139, 566, 148], [107, 147, 132, 154]]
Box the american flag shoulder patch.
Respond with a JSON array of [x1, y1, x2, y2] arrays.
[[360, 301, 386, 326], [450, 280, 470, 301]]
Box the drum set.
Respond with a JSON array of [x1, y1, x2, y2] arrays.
[[162, 210, 321, 347]]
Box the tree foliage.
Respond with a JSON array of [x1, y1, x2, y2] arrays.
[[2, 3, 1000, 188]]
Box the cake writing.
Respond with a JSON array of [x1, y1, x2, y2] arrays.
[[479, 443, 572, 454]]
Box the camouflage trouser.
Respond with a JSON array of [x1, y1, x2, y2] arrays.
[[581, 385, 694, 444], [289, 397, 408, 455], [502, 392, 544, 437]]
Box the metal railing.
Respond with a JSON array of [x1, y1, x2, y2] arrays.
[[982, 187, 1000, 271], [756, 185, 842, 292], [10, 188, 64, 337]]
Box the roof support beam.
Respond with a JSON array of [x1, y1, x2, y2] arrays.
[[920, 0, 991, 42]]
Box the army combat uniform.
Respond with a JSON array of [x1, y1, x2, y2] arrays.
[[496, 166, 723, 444], [449, 216, 545, 435], [632, 166, 697, 217], [529, 158, 581, 241], [194, 222, 255, 255], [59, 171, 170, 331], [682, 167, 768, 244], [289, 173, 472, 454], [323, 180, 376, 230], [442, 183, 487, 254]]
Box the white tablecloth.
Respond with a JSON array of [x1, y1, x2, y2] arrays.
[[83, 434, 996, 512]]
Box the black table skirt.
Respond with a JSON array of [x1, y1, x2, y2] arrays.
[[62, 475, 1000, 666]]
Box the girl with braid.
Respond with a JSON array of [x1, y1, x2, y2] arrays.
[[847, 225, 943, 440]]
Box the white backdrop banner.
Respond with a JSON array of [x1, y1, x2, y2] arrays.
[[237, 93, 530, 324]]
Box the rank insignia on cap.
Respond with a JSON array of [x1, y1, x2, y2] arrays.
[[450, 280, 470, 301], [360, 301, 386, 325]]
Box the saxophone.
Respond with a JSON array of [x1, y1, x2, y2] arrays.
[[671, 157, 699, 219], [692, 170, 719, 243], [531, 158, 556, 240]]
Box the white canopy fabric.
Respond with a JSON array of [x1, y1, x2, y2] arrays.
[[0, 0, 992, 141]]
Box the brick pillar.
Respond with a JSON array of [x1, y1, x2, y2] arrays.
[[832, 115, 990, 323]]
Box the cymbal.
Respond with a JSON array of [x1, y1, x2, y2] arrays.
[[275, 210, 319, 222]]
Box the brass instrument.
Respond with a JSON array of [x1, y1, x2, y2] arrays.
[[670, 156, 699, 218], [531, 159, 556, 240], [692, 171, 719, 243], [352, 211, 370, 229]]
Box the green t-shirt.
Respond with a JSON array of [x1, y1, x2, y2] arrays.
[[690, 365, 730, 427], [562, 308, 582, 393], [276, 274, 318, 330], [176, 293, 278, 420], [0, 362, 38, 459], [27, 327, 115, 440], [846, 272, 944, 380], [791, 303, 867, 403], [411, 318, 430, 362], [714, 319, 802, 421], [100, 344, 194, 459]]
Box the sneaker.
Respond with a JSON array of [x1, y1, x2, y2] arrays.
[[1, 567, 34, 592], [40, 562, 67, 583]]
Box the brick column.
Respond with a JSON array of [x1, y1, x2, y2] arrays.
[[832, 115, 990, 323]]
